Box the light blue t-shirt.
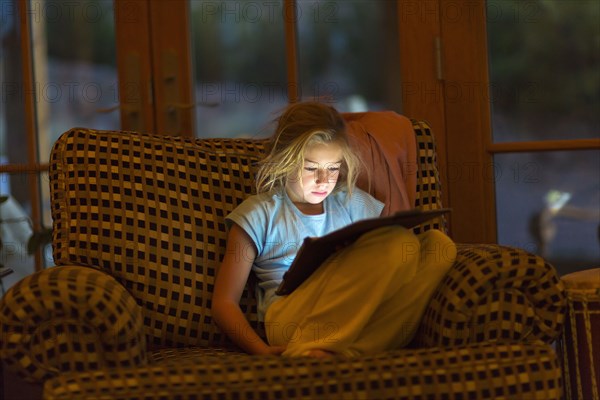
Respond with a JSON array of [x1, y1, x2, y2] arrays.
[[226, 188, 384, 320]]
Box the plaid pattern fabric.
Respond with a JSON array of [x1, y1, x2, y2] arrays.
[[0, 120, 566, 399], [49, 129, 267, 349], [43, 343, 562, 400], [416, 244, 566, 348], [0, 265, 146, 382], [411, 119, 447, 234]]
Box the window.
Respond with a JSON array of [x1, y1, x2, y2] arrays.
[[189, 0, 403, 138], [10, 0, 559, 290], [487, 0, 600, 275], [297, 1, 402, 112], [487, 1, 598, 142], [190, 0, 288, 138], [1, 0, 119, 292], [1, 0, 414, 287]]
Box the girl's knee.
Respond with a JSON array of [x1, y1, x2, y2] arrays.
[[358, 226, 420, 263], [337, 226, 420, 277], [418, 229, 452, 250], [418, 229, 457, 268]]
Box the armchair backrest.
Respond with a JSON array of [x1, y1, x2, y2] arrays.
[[49, 116, 444, 348]]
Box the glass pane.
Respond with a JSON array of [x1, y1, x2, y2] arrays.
[[1, 0, 28, 205], [495, 151, 600, 276], [40, 170, 54, 268], [487, 0, 600, 142], [190, 0, 287, 138], [34, 0, 120, 162], [1, 1, 37, 294], [298, 0, 402, 112], [30, 0, 119, 277]]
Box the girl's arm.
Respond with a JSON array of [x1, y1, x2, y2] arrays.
[[212, 223, 285, 355]]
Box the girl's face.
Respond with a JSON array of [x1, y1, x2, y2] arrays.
[[286, 143, 343, 206]]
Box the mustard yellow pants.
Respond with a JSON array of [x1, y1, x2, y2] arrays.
[[265, 226, 457, 357]]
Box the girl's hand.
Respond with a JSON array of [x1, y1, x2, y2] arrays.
[[259, 345, 287, 356]]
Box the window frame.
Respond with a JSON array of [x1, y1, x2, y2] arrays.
[[439, 0, 600, 243]]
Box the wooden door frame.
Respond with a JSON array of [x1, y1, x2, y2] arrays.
[[114, 0, 195, 136], [398, 0, 577, 244], [438, 0, 497, 243], [398, 0, 499, 243]]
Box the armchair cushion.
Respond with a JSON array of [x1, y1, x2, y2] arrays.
[[49, 130, 267, 349], [42, 342, 562, 400]]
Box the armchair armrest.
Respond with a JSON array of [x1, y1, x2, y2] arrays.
[[0, 265, 147, 383], [414, 244, 566, 347]]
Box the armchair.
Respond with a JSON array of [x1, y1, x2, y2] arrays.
[[0, 114, 566, 399]]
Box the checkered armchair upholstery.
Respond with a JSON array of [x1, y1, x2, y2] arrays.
[[0, 117, 566, 399]]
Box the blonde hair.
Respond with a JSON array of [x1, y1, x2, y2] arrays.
[[255, 102, 360, 195]]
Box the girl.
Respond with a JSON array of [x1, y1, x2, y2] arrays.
[[212, 102, 456, 358]]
